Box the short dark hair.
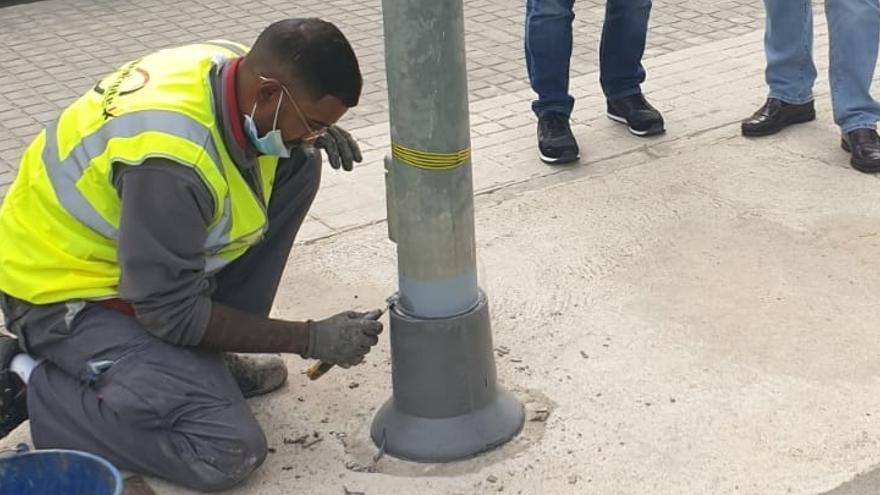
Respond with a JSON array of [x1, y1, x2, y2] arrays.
[[248, 19, 362, 107]]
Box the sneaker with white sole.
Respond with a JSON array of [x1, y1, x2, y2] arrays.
[[607, 94, 665, 137], [537, 112, 580, 165]]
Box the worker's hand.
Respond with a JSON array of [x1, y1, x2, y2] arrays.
[[314, 125, 363, 172], [305, 310, 383, 367]]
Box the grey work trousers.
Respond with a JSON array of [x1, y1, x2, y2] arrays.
[[0, 150, 321, 492]]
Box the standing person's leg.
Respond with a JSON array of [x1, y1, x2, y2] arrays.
[[827, 0, 880, 132], [525, 0, 576, 118], [1, 296, 267, 492], [602, 0, 665, 136], [599, 0, 651, 100], [826, 0, 880, 172], [765, 0, 817, 104], [524, 0, 580, 164], [742, 0, 817, 136]]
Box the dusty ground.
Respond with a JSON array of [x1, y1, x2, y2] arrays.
[[8, 117, 874, 495], [4, 2, 880, 494]]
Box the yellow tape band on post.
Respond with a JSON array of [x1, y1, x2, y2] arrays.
[[391, 143, 471, 170]]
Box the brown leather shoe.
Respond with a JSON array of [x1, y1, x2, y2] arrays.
[[842, 129, 880, 174], [741, 98, 816, 137]]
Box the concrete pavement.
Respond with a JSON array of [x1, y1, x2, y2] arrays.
[[4, 1, 880, 494], [0, 0, 771, 201]]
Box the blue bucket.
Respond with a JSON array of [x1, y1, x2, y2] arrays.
[[0, 447, 122, 495]]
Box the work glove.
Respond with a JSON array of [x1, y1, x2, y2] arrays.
[[314, 125, 363, 171], [305, 310, 383, 368]]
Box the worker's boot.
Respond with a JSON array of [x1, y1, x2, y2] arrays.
[[0, 335, 28, 439], [223, 353, 288, 399]]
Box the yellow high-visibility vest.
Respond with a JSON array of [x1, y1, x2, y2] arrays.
[[0, 41, 279, 304]]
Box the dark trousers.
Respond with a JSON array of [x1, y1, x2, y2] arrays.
[[525, 0, 653, 117], [0, 150, 321, 492]]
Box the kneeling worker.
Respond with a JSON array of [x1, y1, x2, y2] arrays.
[[0, 18, 382, 491]]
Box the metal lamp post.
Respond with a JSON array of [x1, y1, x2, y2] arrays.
[[371, 0, 524, 462]]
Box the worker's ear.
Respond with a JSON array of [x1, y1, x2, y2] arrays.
[[255, 78, 283, 105]]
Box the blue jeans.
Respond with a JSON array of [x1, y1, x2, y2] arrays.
[[525, 0, 652, 118], [764, 0, 880, 133]]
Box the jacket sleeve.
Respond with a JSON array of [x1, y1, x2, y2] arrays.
[[114, 158, 216, 346]]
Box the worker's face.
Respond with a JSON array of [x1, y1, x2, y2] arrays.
[[252, 77, 348, 147]]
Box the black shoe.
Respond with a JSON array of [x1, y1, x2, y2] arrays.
[[842, 129, 880, 174], [607, 94, 665, 137], [537, 112, 580, 164], [0, 335, 27, 439], [223, 353, 288, 399], [741, 98, 815, 137]]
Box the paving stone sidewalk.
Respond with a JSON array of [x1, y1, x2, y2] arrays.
[[8, 5, 880, 495], [0, 0, 777, 198]]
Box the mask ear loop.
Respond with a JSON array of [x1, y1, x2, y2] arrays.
[[257, 75, 287, 131], [271, 92, 283, 130]]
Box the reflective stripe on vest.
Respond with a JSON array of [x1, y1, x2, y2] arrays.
[[0, 41, 277, 304], [43, 110, 228, 241]]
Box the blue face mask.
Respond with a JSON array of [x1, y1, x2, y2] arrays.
[[244, 94, 291, 158]]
